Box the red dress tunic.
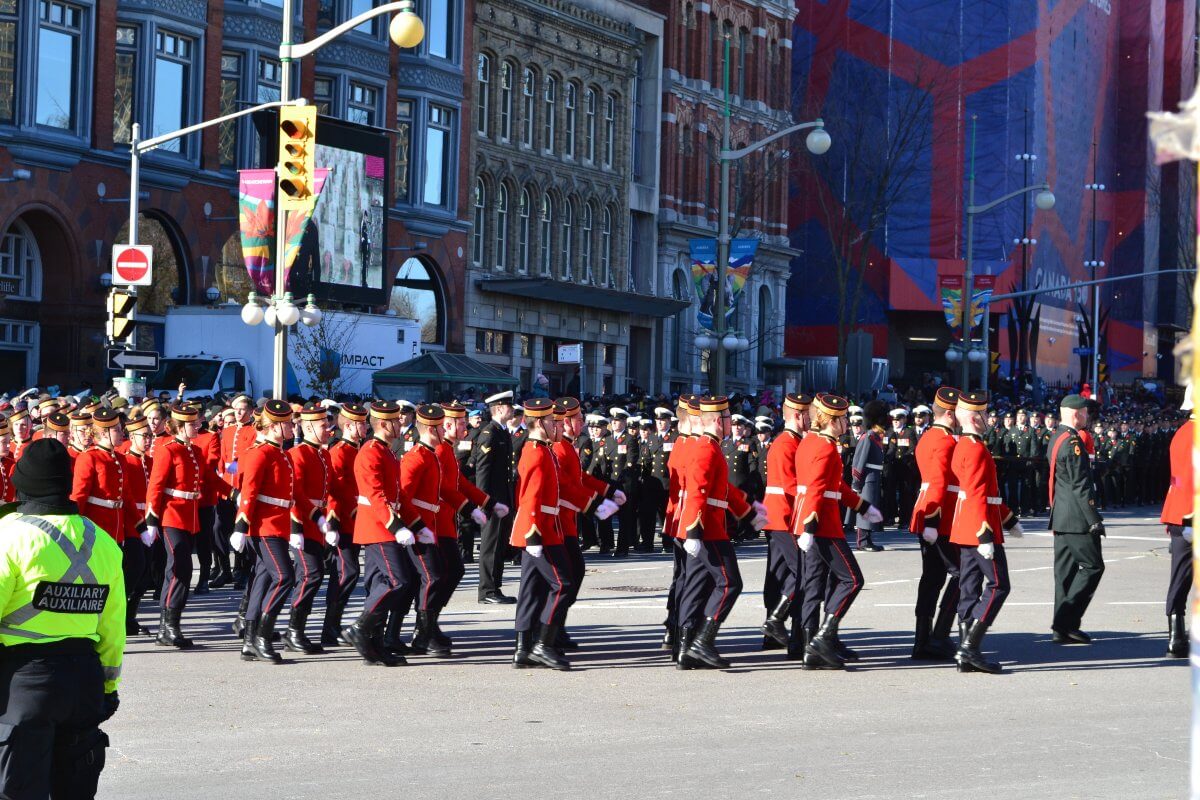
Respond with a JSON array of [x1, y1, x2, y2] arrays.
[[146, 438, 203, 533], [909, 424, 958, 537]]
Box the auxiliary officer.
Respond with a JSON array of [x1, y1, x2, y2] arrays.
[[1160, 386, 1194, 658], [0, 438, 125, 800]]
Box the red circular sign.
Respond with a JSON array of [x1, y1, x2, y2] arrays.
[[114, 247, 149, 282]]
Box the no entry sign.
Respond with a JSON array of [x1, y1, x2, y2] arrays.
[[112, 245, 153, 286]]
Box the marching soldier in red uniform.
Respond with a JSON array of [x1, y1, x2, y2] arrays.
[[145, 403, 204, 649], [760, 392, 809, 657], [283, 404, 334, 655], [1160, 386, 1194, 658], [41, 413, 70, 451], [0, 417, 15, 503], [217, 395, 258, 590], [67, 413, 92, 464], [661, 394, 695, 659], [9, 406, 33, 462], [71, 409, 132, 547], [123, 414, 154, 635], [676, 395, 767, 670], [190, 414, 224, 595], [510, 398, 574, 670], [951, 391, 1023, 674], [234, 400, 297, 664], [908, 386, 962, 660], [793, 393, 882, 670], [344, 401, 427, 667], [320, 403, 368, 646]]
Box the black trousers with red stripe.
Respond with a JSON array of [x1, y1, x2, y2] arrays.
[[395, 540, 444, 613], [799, 536, 863, 629], [362, 541, 416, 616], [915, 536, 961, 619], [678, 539, 743, 627], [763, 530, 799, 611], [563, 535, 586, 608], [246, 537, 295, 622], [161, 527, 194, 611], [958, 544, 1010, 626], [514, 545, 572, 632], [1167, 529, 1193, 616], [290, 538, 325, 617], [323, 535, 361, 625]]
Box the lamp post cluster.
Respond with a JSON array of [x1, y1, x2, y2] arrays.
[[241, 292, 323, 329]]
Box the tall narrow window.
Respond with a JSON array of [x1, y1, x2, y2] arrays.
[[153, 31, 192, 152], [427, 0, 451, 59], [518, 188, 531, 273], [257, 57, 281, 103], [352, 0, 378, 34], [581, 205, 593, 283], [709, 15, 719, 86], [680, 5, 692, 79], [476, 54, 490, 135], [564, 82, 577, 157], [314, 76, 334, 116], [538, 196, 552, 275], [520, 68, 535, 148], [217, 52, 241, 167], [603, 95, 615, 168], [499, 62, 513, 140], [601, 208, 613, 286], [584, 89, 596, 162], [543, 76, 556, 154], [0, 0, 16, 124], [757, 285, 771, 374], [472, 180, 486, 265], [495, 184, 509, 271], [631, 57, 643, 180], [348, 82, 378, 125], [722, 21, 734, 92], [114, 26, 139, 144], [394, 99, 412, 203], [737, 28, 749, 98], [423, 105, 452, 206], [560, 200, 574, 280], [37, 1, 83, 130]]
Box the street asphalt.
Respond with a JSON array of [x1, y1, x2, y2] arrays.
[[100, 507, 1188, 799]]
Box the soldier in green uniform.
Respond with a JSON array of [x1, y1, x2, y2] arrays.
[[1003, 409, 1037, 516], [1047, 394, 1106, 644], [1032, 411, 1054, 514]]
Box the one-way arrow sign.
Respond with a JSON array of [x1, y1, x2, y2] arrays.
[[107, 348, 160, 373]]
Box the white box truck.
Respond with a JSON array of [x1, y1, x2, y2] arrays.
[[147, 305, 421, 400]]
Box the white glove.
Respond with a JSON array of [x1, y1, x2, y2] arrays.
[[977, 541, 995, 560], [1008, 522, 1025, 538], [797, 532, 815, 553], [595, 499, 619, 521], [613, 490, 627, 505], [750, 511, 769, 531], [317, 515, 329, 534], [416, 529, 436, 545], [289, 533, 304, 550], [1183, 527, 1194, 543], [395, 527, 416, 547], [229, 531, 247, 553], [864, 506, 884, 525], [752, 500, 768, 517], [471, 507, 487, 525], [140, 526, 158, 547], [683, 538, 703, 558], [526, 544, 544, 558], [324, 527, 339, 547], [921, 528, 938, 545]]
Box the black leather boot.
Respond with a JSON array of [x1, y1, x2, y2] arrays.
[[157, 609, 193, 649], [786, 624, 807, 661], [250, 613, 284, 664], [556, 626, 579, 651], [762, 598, 791, 648], [956, 619, 1001, 674], [409, 611, 431, 655], [283, 609, 324, 655], [530, 623, 571, 670], [429, 609, 452, 648], [240, 620, 257, 661], [930, 605, 959, 659], [343, 611, 387, 665], [1169, 614, 1189, 658], [685, 617, 730, 669], [911, 615, 941, 659], [513, 630, 537, 668], [661, 625, 675, 651], [209, 554, 233, 589], [320, 617, 342, 648], [231, 586, 250, 636], [676, 626, 699, 670], [800, 626, 839, 670], [804, 615, 845, 670], [372, 616, 406, 666]]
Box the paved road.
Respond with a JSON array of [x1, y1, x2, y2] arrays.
[[100, 508, 1188, 799]]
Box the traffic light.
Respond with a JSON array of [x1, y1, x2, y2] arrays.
[[1098, 361, 1108, 384], [990, 351, 1000, 376], [106, 289, 136, 342], [277, 105, 317, 211]]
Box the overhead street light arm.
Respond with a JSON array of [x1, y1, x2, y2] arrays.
[[285, 1, 414, 60], [721, 119, 826, 161], [968, 182, 1052, 216], [135, 99, 308, 153]]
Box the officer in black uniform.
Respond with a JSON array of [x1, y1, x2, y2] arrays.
[[723, 414, 762, 540], [471, 391, 516, 603], [575, 415, 602, 551], [639, 409, 674, 553], [584, 415, 612, 552], [595, 407, 639, 556], [883, 408, 918, 528], [455, 409, 484, 563]]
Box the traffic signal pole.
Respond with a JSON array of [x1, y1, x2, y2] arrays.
[[274, 3, 294, 402]]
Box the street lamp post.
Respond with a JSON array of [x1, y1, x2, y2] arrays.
[[709, 36, 830, 394]]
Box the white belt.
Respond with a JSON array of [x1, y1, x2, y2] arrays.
[[257, 494, 291, 508], [960, 495, 1002, 505], [796, 485, 807, 494], [165, 488, 199, 500], [764, 486, 786, 496], [824, 491, 841, 500], [358, 495, 401, 512], [919, 482, 961, 493], [706, 498, 729, 509], [87, 496, 122, 509], [309, 498, 325, 509], [540, 505, 560, 515], [866, 464, 882, 470], [559, 499, 581, 512], [412, 498, 441, 513]]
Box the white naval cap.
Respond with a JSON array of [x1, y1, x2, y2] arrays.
[[485, 390, 514, 405], [609, 407, 630, 419], [912, 405, 932, 415], [889, 408, 908, 418]]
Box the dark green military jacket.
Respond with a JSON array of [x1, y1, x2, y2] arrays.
[[1048, 424, 1103, 533]]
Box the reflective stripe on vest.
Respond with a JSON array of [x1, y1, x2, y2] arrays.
[[0, 515, 100, 638]]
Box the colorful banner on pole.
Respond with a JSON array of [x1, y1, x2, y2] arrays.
[[969, 275, 996, 341], [939, 274, 995, 341], [237, 168, 329, 295], [689, 238, 756, 330]]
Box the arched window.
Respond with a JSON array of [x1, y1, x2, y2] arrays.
[[476, 54, 490, 135], [538, 195, 553, 275], [584, 88, 597, 162], [495, 183, 509, 270], [389, 257, 447, 345], [518, 187, 532, 273], [499, 62, 514, 139], [757, 284, 772, 375], [600, 207, 613, 287], [0, 219, 43, 302], [603, 94, 616, 168], [564, 82, 577, 157], [671, 269, 690, 370], [543, 76, 557, 154], [581, 204, 593, 283], [472, 179, 486, 265], [521, 68, 536, 147], [560, 199, 574, 281]]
